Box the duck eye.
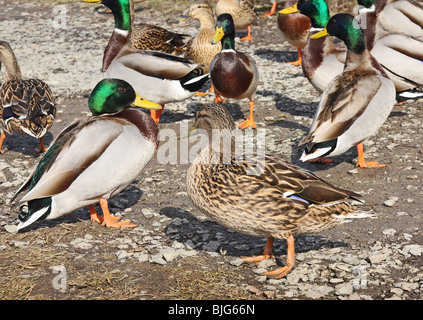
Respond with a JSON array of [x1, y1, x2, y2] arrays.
[[118, 87, 127, 93]]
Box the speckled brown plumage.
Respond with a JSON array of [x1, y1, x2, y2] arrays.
[[184, 1, 222, 73], [0, 41, 56, 152], [131, 23, 189, 55], [186, 103, 374, 277]]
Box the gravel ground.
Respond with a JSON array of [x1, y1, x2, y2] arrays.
[[0, 0, 422, 301]]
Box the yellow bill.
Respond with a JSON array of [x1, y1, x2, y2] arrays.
[[310, 28, 329, 39], [279, 3, 299, 14], [211, 26, 224, 44], [81, 0, 101, 3], [132, 94, 162, 110]]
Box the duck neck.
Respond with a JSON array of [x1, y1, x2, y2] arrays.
[[102, 29, 131, 72], [221, 35, 235, 51], [0, 48, 22, 82], [198, 11, 216, 30]]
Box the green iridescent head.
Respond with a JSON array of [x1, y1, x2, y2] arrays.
[[88, 79, 160, 115]]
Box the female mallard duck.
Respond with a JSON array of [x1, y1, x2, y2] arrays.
[[0, 41, 56, 153], [186, 103, 374, 278], [185, 1, 222, 74], [215, 0, 258, 41], [98, 0, 209, 124], [280, 0, 346, 93], [184, 1, 222, 96], [277, 0, 312, 66], [299, 13, 396, 168], [210, 13, 259, 129], [84, 0, 190, 55], [11, 79, 161, 231], [357, 0, 423, 95]]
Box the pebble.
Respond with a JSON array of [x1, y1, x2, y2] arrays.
[[383, 197, 399, 207]]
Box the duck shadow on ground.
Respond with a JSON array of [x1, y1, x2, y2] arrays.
[[159, 206, 349, 263], [2, 131, 54, 157], [13, 184, 143, 233], [254, 48, 300, 64]]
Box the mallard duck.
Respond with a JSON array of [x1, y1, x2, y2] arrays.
[[210, 13, 259, 129], [184, 1, 222, 74], [282, 0, 423, 98], [83, 0, 190, 55], [97, 0, 209, 124], [215, 0, 258, 41], [280, 0, 346, 93], [357, 0, 423, 96], [186, 103, 374, 278], [11, 78, 161, 231], [0, 41, 56, 153], [277, 0, 312, 66], [299, 13, 396, 168]]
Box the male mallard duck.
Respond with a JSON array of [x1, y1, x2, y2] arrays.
[[215, 0, 258, 41], [210, 13, 259, 129], [11, 79, 161, 231], [186, 103, 374, 278], [299, 13, 396, 168], [282, 0, 423, 98], [277, 0, 312, 66], [357, 0, 423, 96], [98, 0, 209, 124], [84, 0, 190, 55], [0, 41, 56, 154], [280, 0, 346, 93]]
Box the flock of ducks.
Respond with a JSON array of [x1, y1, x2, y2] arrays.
[[1, 0, 422, 278]]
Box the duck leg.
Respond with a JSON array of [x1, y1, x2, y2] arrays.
[[150, 105, 165, 124], [242, 237, 274, 263], [238, 101, 257, 129], [0, 132, 7, 154], [35, 136, 48, 153], [263, 235, 295, 278], [95, 199, 137, 228], [262, 2, 277, 17], [287, 48, 302, 66], [356, 143, 386, 168], [240, 26, 253, 42]]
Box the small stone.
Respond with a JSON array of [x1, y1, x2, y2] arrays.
[[383, 197, 398, 207], [150, 254, 167, 265], [402, 244, 423, 256], [230, 258, 245, 267], [335, 283, 353, 296], [382, 228, 397, 237], [4, 224, 18, 234], [368, 252, 389, 264]]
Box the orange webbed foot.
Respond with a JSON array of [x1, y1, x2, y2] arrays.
[[242, 254, 274, 264], [240, 35, 253, 42], [238, 117, 257, 129], [356, 161, 387, 169], [287, 58, 302, 66]]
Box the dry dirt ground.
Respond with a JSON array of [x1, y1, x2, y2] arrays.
[[0, 0, 422, 303]]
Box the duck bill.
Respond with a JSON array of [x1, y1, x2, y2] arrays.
[[211, 26, 224, 44], [310, 28, 329, 39], [279, 3, 299, 14], [81, 0, 101, 3], [132, 94, 162, 110]]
